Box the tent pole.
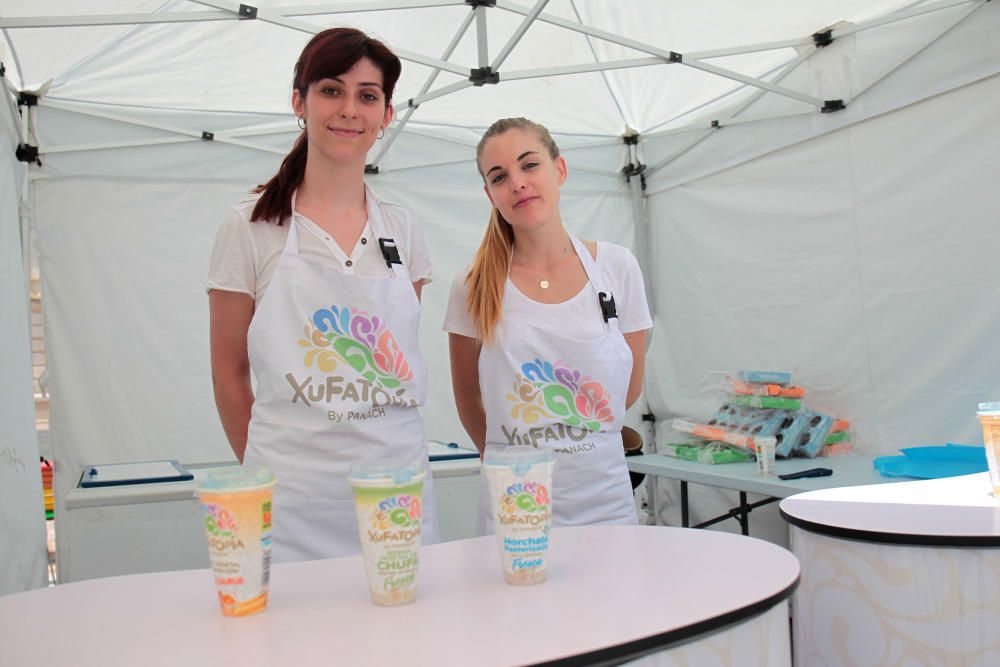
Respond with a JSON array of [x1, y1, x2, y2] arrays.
[[39, 99, 285, 155], [625, 148, 651, 318], [0, 12, 235, 29], [192, 0, 475, 75], [490, 0, 549, 71], [625, 141, 658, 465], [848, 0, 985, 101], [370, 7, 476, 168], [277, 1, 468, 14], [40, 137, 198, 155], [475, 5, 489, 68], [501, 57, 664, 81], [1, 24, 25, 85], [407, 79, 475, 107], [2, 78, 24, 144], [568, 0, 629, 128], [682, 58, 823, 108], [833, 0, 979, 39], [644, 47, 816, 177], [498, 1, 827, 108]]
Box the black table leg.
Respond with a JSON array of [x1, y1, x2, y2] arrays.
[[681, 481, 689, 528], [739, 491, 749, 535]]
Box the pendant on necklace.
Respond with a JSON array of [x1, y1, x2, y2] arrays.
[[539, 280, 550, 289]]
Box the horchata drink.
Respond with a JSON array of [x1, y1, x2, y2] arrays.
[[348, 461, 426, 606], [978, 402, 1000, 498], [196, 466, 275, 617], [483, 448, 555, 585]]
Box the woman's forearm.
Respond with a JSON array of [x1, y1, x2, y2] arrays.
[[213, 371, 254, 463], [448, 333, 486, 455], [455, 395, 487, 456]]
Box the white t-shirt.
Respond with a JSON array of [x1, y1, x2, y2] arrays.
[[207, 190, 432, 303], [443, 241, 653, 341]]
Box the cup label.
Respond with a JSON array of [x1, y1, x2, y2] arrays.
[[488, 473, 552, 584], [353, 485, 424, 605], [199, 492, 273, 616]]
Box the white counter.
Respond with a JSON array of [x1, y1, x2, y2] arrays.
[[2, 526, 799, 667], [780, 473, 1000, 666]]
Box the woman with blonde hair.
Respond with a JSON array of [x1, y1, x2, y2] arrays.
[[444, 117, 652, 532], [207, 28, 437, 561]]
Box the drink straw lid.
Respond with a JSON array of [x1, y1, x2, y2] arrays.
[[348, 460, 425, 486], [483, 447, 554, 476], [197, 465, 275, 492]]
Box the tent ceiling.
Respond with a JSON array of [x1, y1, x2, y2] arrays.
[[1, 0, 962, 139]]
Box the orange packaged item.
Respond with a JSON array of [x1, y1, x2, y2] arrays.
[[729, 380, 805, 399]]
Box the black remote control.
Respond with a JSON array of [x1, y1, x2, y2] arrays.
[[778, 467, 833, 480]]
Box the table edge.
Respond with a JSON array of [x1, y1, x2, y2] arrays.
[[780, 506, 1000, 547], [526, 572, 800, 666]]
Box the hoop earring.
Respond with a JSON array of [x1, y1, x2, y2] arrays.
[[297, 117, 306, 130], [378, 127, 385, 140]]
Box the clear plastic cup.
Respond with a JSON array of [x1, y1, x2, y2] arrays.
[[348, 461, 426, 606], [977, 402, 1000, 498], [196, 466, 275, 617], [755, 436, 777, 476], [482, 448, 555, 585]]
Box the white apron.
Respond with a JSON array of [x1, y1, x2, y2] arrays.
[[476, 235, 636, 535], [244, 187, 438, 562]]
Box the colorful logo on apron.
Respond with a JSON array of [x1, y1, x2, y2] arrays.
[[506, 358, 614, 431], [298, 305, 413, 388]]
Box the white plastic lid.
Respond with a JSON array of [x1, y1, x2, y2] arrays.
[[977, 402, 1000, 415], [348, 460, 425, 487], [483, 447, 554, 476], [196, 466, 274, 492]]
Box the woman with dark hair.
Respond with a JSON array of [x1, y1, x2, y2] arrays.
[[444, 118, 652, 533], [207, 28, 437, 562]]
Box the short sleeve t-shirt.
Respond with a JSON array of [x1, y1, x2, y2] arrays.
[[207, 190, 432, 303], [443, 241, 652, 341]]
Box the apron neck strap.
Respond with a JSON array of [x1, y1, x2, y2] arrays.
[[283, 190, 303, 256], [366, 185, 405, 279], [569, 234, 620, 332]]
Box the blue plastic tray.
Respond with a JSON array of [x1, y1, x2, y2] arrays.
[[873, 444, 987, 479]]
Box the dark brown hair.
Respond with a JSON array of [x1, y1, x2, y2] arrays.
[[251, 28, 402, 224]]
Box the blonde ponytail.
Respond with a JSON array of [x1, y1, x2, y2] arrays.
[[465, 207, 515, 344]]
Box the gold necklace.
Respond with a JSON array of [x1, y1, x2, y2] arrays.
[[514, 238, 570, 290]]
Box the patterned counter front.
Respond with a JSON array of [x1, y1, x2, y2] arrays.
[[781, 473, 1000, 666]]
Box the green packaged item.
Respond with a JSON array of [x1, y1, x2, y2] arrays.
[[824, 430, 849, 445], [667, 442, 752, 465], [728, 394, 802, 410]]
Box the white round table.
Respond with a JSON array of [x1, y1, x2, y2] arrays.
[[0, 525, 799, 667], [780, 472, 1000, 666]]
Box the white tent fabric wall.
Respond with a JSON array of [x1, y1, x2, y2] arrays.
[[644, 71, 1000, 533], [0, 76, 48, 594]]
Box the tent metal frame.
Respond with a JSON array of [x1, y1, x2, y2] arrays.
[[643, 0, 986, 177], [2, 0, 987, 173]]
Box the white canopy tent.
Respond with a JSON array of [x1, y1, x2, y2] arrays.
[[2, 0, 999, 594]]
